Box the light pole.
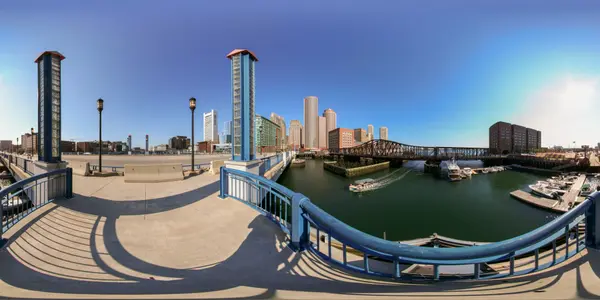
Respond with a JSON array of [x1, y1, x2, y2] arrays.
[[30, 127, 34, 157], [259, 126, 264, 156], [97, 98, 104, 172], [17, 137, 19, 154], [189, 97, 196, 172]]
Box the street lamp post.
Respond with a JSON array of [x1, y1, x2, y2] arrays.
[[97, 98, 104, 173], [17, 137, 19, 154], [30, 127, 34, 157], [189, 97, 196, 172]]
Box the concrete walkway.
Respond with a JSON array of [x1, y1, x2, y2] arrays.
[[1, 174, 600, 299]]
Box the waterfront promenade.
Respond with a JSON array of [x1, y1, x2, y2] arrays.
[[1, 174, 600, 299]]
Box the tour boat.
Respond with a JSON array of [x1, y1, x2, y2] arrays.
[[447, 159, 462, 182], [462, 168, 473, 178], [349, 178, 376, 192]]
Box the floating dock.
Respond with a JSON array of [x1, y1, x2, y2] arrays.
[[510, 174, 587, 213]]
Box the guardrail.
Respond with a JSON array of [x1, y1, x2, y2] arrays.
[[220, 167, 600, 280], [259, 154, 283, 176], [1, 153, 35, 176], [1, 168, 73, 247]]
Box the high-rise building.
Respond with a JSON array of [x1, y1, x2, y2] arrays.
[[36, 51, 65, 162], [489, 121, 542, 154], [318, 116, 326, 149], [270, 113, 287, 151], [227, 49, 258, 161], [255, 115, 280, 154], [145, 135, 149, 152], [353, 128, 367, 144], [328, 128, 354, 150], [379, 126, 388, 140], [127, 135, 132, 151], [367, 124, 374, 141], [203, 109, 218, 143], [303, 96, 319, 149], [288, 120, 302, 149], [323, 108, 337, 148]]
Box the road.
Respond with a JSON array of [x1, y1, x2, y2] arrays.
[[63, 154, 230, 166]]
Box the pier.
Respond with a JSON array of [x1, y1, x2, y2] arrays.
[[510, 174, 587, 213]]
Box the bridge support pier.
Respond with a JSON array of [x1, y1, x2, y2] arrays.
[[424, 159, 442, 178]]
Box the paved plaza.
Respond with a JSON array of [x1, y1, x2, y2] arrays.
[[1, 174, 600, 299]]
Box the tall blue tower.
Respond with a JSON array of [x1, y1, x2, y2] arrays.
[[35, 51, 65, 163], [227, 49, 258, 161]]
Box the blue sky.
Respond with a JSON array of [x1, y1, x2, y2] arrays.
[[1, 0, 600, 148]]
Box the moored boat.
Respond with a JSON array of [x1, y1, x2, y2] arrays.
[[447, 158, 462, 182], [529, 184, 559, 199], [462, 167, 473, 178]]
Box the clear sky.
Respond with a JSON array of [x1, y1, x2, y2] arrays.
[[1, 0, 600, 148]]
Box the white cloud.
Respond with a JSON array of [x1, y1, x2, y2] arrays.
[[513, 75, 600, 148]]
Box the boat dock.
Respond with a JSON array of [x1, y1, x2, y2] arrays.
[[510, 174, 587, 213]]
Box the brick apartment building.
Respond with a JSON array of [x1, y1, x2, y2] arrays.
[[489, 121, 541, 154]]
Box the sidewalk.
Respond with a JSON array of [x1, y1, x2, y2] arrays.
[[0, 174, 599, 299]]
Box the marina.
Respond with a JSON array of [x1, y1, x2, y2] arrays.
[[510, 174, 595, 213]]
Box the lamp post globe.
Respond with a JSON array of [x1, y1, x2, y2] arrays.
[[189, 97, 196, 172], [97, 98, 104, 172]]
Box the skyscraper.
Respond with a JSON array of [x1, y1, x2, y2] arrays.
[[227, 49, 258, 161], [318, 116, 326, 149], [288, 120, 302, 149], [204, 109, 218, 143], [270, 113, 286, 151], [145, 135, 149, 152], [303, 96, 319, 149], [35, 51, 65, 163], [379, 126, 388, 140], [323, 108, 336, 148], [367, 124, 374, 141], [127, 135, 132, 151], [353, 128, 367, 144]]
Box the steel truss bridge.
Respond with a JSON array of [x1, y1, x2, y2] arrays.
[[329, 139, 493, 160]]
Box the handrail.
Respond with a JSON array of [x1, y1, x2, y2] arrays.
[[300, 196, 594, 262]]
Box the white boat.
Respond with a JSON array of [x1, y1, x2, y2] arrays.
[[447, 158, 462, 182], [489, 167, 498, 173], [462, 168, 473, 178], [481, 168, 489, 174], [529, 184, 559, 199], [496, 166, 505, 171]]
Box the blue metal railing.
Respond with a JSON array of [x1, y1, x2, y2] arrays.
[[220, 166, 600, 280], [88, 163, 211, 172], [1, 168, 73, 247], [259, 153, 284, 176]]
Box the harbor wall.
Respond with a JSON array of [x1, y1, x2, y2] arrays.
[[509, 164, 562, 176], [323, 161, 390, 177]]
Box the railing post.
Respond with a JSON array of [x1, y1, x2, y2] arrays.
[[219, 167, 228, 199], [0, 196, 4, 248], [585, 191, 600, 250], [65, 167, 73, 198], [290, 192, 309, 251]]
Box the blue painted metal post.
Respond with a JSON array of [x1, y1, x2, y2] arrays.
[[219, 167, 228, 199], [65, 168, 73, 198], [290, 192, 309, 251], [585, 191, 600, 250]]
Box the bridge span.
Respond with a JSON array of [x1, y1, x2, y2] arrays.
[[330, 139, 493, 160]]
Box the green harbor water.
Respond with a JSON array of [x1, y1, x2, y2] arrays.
[[277, 159, 559, 242]]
